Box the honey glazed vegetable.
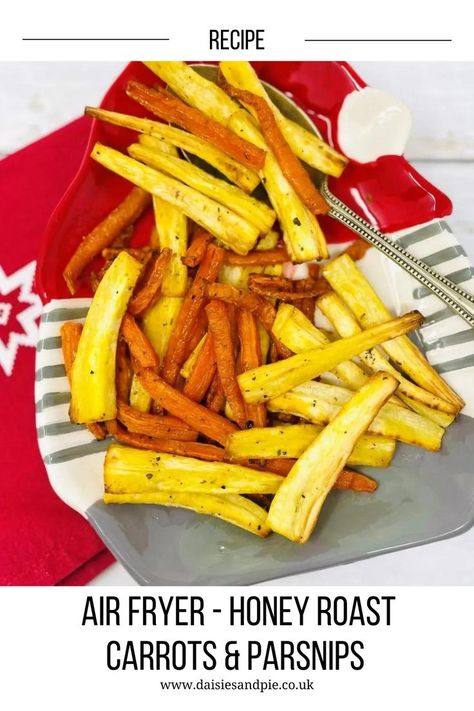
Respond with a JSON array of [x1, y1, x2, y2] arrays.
[[59, 61, 464, 544]]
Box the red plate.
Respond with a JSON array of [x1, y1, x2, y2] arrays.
[[36, 61, 452, 302]]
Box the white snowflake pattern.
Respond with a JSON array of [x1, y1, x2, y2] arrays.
[[0, 260, 42, 377]]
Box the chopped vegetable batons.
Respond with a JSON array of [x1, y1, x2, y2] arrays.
[[85, 106, 260, 192], [237, 308, 267, 428], [128, 141, 275, 235], [135, 369, 238, 446], [142, 296, 183, 360], [60, 323, 106, 440], [182, 334, 217, 402], [268, 380, 445, 451], [60, 61, 464, 546], [272, 302, 375, 392], [206, 300, 247, 428], [130, 159, 188, 412], [128, 247, 172, 316], [274, 300, 450, 421], [267, 372, 398, 543], [116, 400, 198, 441], [220, 78, 329, 215], [238, 310, 423, 404], [161, 243, 225, 385], [91, 143, 260, 255], [218, 61, 347, 177], [322, 254, 464, 412], [104, 444, 283, 496], [316, 290, 457, 421], [146, 61, 347, 177], [126, 80, 266, 171], [70, 251, 142, 423], [145, 61, 239, 124]]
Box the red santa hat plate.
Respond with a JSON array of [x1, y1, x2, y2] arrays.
[[35, 62, 474, 585]]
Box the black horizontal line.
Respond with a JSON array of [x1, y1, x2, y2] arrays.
[[305, 38, 452, 42], [22, 37, 170, 41]]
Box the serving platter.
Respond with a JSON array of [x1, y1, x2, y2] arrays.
[[35, 62, 474, 584]]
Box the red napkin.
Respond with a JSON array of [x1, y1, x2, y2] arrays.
[[0, 117, 115, 585]]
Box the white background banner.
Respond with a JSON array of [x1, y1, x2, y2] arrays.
[[1, 587, 472, 710], [0, 0, 471, 61]]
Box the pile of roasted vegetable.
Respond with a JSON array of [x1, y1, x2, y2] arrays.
[[60, 61, 464, 544]]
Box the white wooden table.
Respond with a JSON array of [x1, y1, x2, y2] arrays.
[[2, 62, 472, 585]]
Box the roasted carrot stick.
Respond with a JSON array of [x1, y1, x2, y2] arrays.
[[136, 368, 238, 445], [116, 400, 198, 441], [126, 81, 266, 172], [296, 276, 320, 291], [223, 245, 290, 266], [183, 311, 208, 363], [183, 334, 217, 402], [248, 275, 329, 302], [206, 300, 247, 428], [60, 322, 83, 378], [105, 419, 119, 436], [161, 243, 225, 384], [183, 229, 213, 267], [248, 274, 293, 290], [237, 309, 267, 428], [60, 322, 106, 440], [63, 187, 150, 294], [128, 248, 172, 316], [220, 79, 329, 216], [333, 469, 378, 493], [264, 459, 294, 475], [120, 314, 160, 370], [112, 421, 227, 461], [342, 239, 372, 262], [207, 283, 275, 331], [206, 372, 226, 413], [206, 283, 292, 359]]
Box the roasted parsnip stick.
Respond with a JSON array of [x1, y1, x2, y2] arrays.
[[272, 302, 391, 394], [104, 490, 271, 537], [85, 106, 260, 192], [267, 373, 398, 543], [91, 143, 260, 255], [128, 141, 275, 235], [268, 381, 445, 451], [104, 444, 283, 495], [317, 290, 457, 416], [60, 323, 106, 440], [70, 251, 142, 423], [145, 61, 347, 177], [322, 254, 464, 411], [225, 424, 396, 467], [238, 310, 423, 404], [142, 296, 183, 360]]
